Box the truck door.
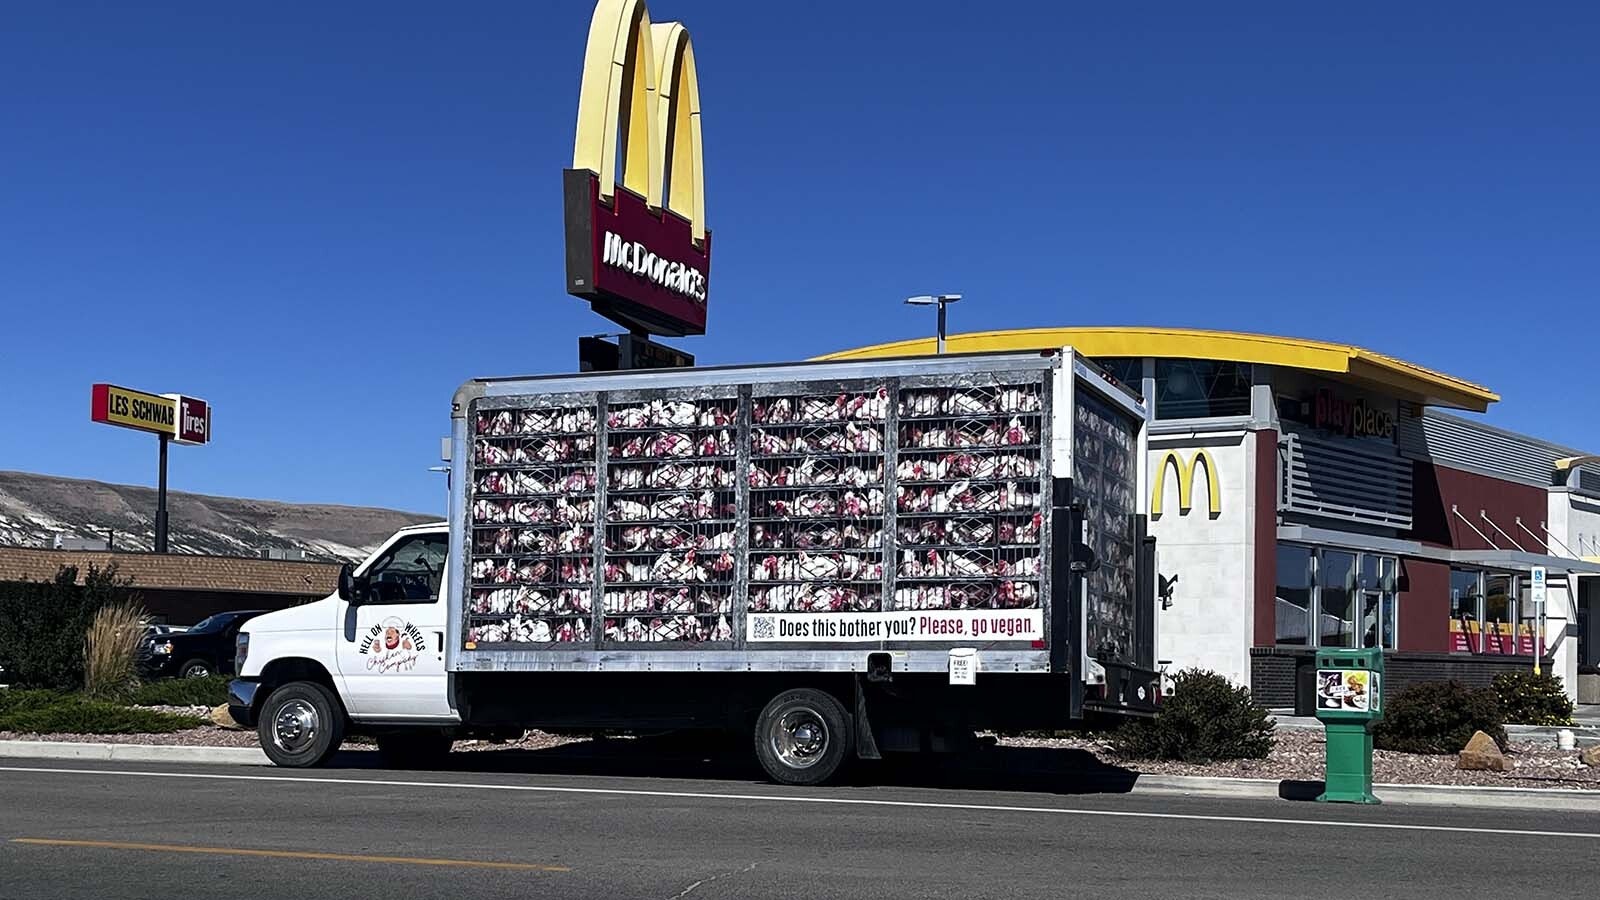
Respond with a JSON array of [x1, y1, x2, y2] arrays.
[[334, 530, 457, 721]]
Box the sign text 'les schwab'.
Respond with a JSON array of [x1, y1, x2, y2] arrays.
[[91, 384, 176, 436], [747, 609, 1044, 643]]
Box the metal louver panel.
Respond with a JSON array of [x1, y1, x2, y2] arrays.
[[1279, 431, 1413, 529], [1398, 411, 1560, 486]]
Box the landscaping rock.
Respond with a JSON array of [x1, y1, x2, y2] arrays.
[[1581, 745, 1600, 768], [1458, 730, 1509, 772], [209, 704, 244, 731]]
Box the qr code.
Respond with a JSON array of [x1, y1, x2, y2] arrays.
[[751, 616, 775, 640]]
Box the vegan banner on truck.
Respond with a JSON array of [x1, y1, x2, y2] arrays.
[[746, 609, 1043, 643]]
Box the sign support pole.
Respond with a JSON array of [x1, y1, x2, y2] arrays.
[[155, 433, 170, 554]]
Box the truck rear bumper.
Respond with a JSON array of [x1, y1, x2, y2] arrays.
[[227, 679, 259, 728]]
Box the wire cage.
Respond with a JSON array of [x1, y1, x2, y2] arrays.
[[747, 385, 891, 614], [466, 403, 598, 644]]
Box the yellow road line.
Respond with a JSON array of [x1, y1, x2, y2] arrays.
[[10, 838, 569, 872]]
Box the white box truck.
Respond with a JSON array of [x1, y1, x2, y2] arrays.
[[230, 348, 1160, 784]]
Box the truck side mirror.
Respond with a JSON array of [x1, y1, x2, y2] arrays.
[[1070, 542, 1099, 574], [337, 564, 360, 604]]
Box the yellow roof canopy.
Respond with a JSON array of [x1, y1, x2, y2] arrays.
[[818, 327, 1498, 412]]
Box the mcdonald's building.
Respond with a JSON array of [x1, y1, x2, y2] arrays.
[[826, 328, 1600, 709]]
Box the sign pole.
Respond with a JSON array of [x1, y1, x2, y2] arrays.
[[155, 433, 170, 554]]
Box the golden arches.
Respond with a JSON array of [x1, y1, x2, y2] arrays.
[[1151, 450, 1221, 518], [573, 0, 706, 242]]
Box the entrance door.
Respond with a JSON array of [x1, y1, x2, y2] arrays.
[[335, 529, 457, 720]]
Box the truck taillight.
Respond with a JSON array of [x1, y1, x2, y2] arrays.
[[235, 632, 249, 672]]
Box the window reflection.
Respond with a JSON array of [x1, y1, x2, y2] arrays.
[[1275, 545, 1313, 645], [1154, 359, 1251, 420], [1318, 550, 1356, 648]]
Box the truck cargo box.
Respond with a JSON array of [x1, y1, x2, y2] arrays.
[[447, 349, 1153, 696]]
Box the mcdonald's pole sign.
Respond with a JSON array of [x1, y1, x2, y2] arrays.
[[564, 0, 710, 337], [1151, 449, 1221, 518]]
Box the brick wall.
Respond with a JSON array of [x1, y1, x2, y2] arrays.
[[1250, 648, 1548, 711]]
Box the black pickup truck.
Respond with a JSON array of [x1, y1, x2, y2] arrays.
[[142, 610, 265, 679]]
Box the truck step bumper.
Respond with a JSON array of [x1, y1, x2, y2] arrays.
[[227, 679, 259, 728]]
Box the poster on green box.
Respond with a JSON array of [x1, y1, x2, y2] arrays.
[[1316, 669, 1379, 713]]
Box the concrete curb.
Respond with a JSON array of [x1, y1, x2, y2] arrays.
[[0, 740, 268, 766], [0, 740, 1594, 811]]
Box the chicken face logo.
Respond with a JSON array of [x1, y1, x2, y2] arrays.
[[359, 616, 426, 674]]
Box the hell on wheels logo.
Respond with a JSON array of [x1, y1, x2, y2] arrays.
[[359, 617, 426, 674]]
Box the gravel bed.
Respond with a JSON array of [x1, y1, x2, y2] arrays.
[[995, 729, 1600, 790], [0, 727, 262, 747], [0, 726, 583, 753]]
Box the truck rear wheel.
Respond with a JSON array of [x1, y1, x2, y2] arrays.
[[377, 733, 454, 769], [258, 681, 345, 768], [754, 688, 852, 786]]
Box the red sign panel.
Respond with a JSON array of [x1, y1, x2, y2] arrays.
[[564, 169, 711, 336], [174, 395, 211, 445]]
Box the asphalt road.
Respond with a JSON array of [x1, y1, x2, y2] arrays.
[[1, 744, 1597, 900]]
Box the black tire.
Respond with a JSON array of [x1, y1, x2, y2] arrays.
[[753, 688, 852, 786], [376, 733, 454, 769], [179, 659, 212, 679], [257, 681, 345, 768]]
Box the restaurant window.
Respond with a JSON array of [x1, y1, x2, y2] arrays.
[[1094, 358, 1145, 400], [1319, 550, 1357, 648], [1449, 568, 1483, 653], [1275, 543, 1398, 650], [1275, 545, 1313, 645], [1484, 573, 1517, 655], [1154, 359, 1252, 420], [1449, 568, 1523, 655]]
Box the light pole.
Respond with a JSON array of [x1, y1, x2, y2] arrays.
[[904, 294, 961, 354]]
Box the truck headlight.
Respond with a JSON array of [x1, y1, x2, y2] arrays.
[[153, 641, 173, 656], [235, 632, 249, 672]]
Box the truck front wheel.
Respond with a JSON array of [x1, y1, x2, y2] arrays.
[[754, 688, 852, 786], [257, 681, 345, 768]]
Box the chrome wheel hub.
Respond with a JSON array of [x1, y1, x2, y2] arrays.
[[770, 707, 828, 769], [272, 699, 320, 754]]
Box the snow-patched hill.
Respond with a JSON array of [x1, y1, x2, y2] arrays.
[[0, 470, 437, 563]]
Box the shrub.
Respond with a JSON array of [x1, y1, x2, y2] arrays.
[[1374, 680, 1505, 754], [0, 566, 132, 690], [1492, 671, 1574, 726], [84, 602, 149, 700], [1112, 669, 1275, 762], [0, 690, 204, 735], [130, 675, 231, 708]]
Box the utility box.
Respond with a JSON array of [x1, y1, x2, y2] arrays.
[[1313, 648, 1384, 804]]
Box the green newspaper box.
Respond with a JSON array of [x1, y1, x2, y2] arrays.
[[1313, 647, 1384, 804]]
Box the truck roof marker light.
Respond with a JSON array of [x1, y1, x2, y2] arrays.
[[465, 641, 477, 650]]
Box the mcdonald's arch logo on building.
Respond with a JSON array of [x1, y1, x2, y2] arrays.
[[1151, 450, 1221, 518], [563, 0, 711, 336]]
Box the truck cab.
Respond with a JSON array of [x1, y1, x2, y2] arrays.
[[230, 522, 458, 767]]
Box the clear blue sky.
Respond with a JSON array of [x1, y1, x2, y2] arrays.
[[3, 1, 1596, 514]]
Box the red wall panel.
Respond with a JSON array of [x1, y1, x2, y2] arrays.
[[1408, 462, 1548, 550], [1254, 429, 1279, 646], [1399, 559, 1450, 652]]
